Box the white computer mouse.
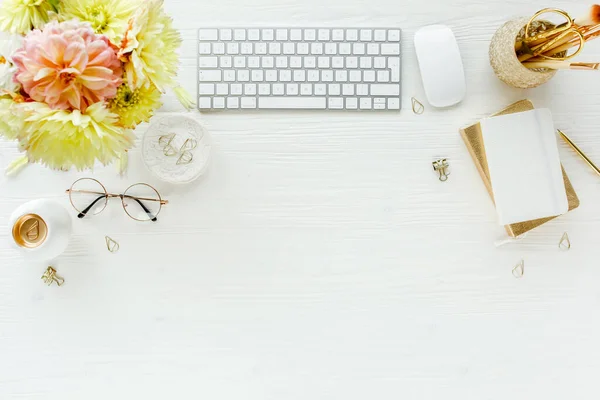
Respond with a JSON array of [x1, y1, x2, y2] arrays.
[[414, 25, 466, 108]]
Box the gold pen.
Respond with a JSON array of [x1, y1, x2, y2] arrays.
[[558, 129, 600, 177]]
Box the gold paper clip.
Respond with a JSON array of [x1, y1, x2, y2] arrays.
[[559, 232, 571, 251], [163, 144, 178, 157], [432, 159, 450, 182], [512, 259, 525, 278], [411, 97, 425, 115], [158, 133, 176, 148], [41, 266, 64, 286], [180, 138, 198, 152], [105, 236, 120, 253]]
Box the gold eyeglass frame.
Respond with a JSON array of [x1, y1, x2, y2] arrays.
[[66, 178, 169, 222]]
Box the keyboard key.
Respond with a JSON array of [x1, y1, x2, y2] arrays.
[[360, 29, 372, 41], [374, 29, 387, 41], [290, 29, 302, 40], [241, 43, 253, 55], [230, 84, 242, 94], [276, 29, 288, 40], [307, 70, 320, 82], [290, 57, 302, 68], [304, 29, 316, 41], [342, 84, 354, 95], [318, 29, 330, 41], [373, 57, 386, 68], [377, 70, 390, 82], [364, 70, 376, 82], [276, 57, 287, 68], [226, 43, 239, 54], [332, 29, 344, 41], [339, 43, 351, 55], [346, 57, 358, 68], [353, 43, 365, 55], [311, 43, 323, 55], [248, 56, 260, 68], [328, 84, 340, 95], [388, 98, 400, 110], [258, 97, 326, 109], [304, 57, 316, 68], [332, 57, 344, 68], [227, 97, 239, 109], [349, 70, 361, 82], [374, 98, 386, 105], [199, 70, 222, 81], [255, 43, 267, 54], [248, 29, 260, 41], [300, 84, 312, 95], [213, 43, 225, 54], [198, 97, 211, 109], [314, 84, 326, 95], [388, 30, 401, 42], [370, 84, 400, 96], [325, 43, 337, 54], [199, 29, 218, 41], [328, 97, 344, 109], [297, 43, 309, 55], [272, 84, 284, 95], [199, 84, 215, 95], [251, 70, 264, 81], [223, 70, 236, 81], [213, 97, 225, 108], [265, 70, 278, 81], [283, 43, 295, 54], [258, 84, 270, 95], [244, 83, 257, 95], [198, 43, 211, 54], [262, 29, 274, 41], [359, 57, 372, 68], [360, 98, 372, 109], [293, 70, 306, 81], [346, 98, 358, 109], [388, 57, 401, 82], [356, 84, 369, 95], [241, 97, 257, 108], [322, 70, 334, 82], [237, 70, 249, 82], [346, 29, 358, 41], [280, 70, 292, 81], [318, 57, 330, 68], [234, 29, 245, 40], [286, 83, 298, 95], [234, 56, 246, 68], [199, 57, 218, 68], [335, 70, 348, 82], [367, 43, 379, 55], [216, 84, 228, 95], [269, 43, 281, 54], [220, 29, 232, 41], [381, 43, 400, 55], [262, 56, 274, 68]]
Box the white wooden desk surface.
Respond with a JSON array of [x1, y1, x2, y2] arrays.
[[1, 1, 600, 398]]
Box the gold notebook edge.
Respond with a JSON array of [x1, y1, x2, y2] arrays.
[[459, 100, 580, 238]]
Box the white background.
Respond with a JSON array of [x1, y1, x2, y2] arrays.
[[2, 0, 600, 398]]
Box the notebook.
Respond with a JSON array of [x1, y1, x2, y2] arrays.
[[460, 100, 580, 237]]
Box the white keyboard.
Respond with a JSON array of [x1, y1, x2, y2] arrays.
[[197, 28, 402, 111]]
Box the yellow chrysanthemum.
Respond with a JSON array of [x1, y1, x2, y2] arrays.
[[0, 0, 54, 35], [108, 82, 161, 128], [0, 97, 24, 139], [12, 101, 134, 170], [118, 0, 181, 92], [58, 0, 139, 43]]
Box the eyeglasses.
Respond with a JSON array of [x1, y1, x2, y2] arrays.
[[66, 178, 168, 222]]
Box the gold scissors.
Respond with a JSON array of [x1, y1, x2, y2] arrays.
[[523, 8, 585, 61]]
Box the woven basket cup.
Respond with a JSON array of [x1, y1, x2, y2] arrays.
[[489, 17, 558, 89]]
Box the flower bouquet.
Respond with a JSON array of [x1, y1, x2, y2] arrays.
[[0, 0, 192, 174]]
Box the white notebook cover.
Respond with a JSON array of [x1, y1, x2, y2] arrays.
[[480, 108, 569, 225]]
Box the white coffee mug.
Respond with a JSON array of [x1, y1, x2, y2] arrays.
[[9, 199, 73, 262]]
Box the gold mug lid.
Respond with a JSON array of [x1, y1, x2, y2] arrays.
[[12, 214, 48, 249]]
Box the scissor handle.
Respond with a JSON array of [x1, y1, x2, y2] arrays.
[[524, 8, 574, 43], [536, 29, 585, 61]]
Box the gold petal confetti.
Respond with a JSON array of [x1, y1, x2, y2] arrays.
[[559, 232, 571, 251], [512, 259, 525, 278], [105, 236, 120, 253], [411, 97, 425, 115], [41, 266, 64, 286]]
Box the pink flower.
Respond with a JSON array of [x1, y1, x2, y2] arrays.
[[12, 20, 122, 111]]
